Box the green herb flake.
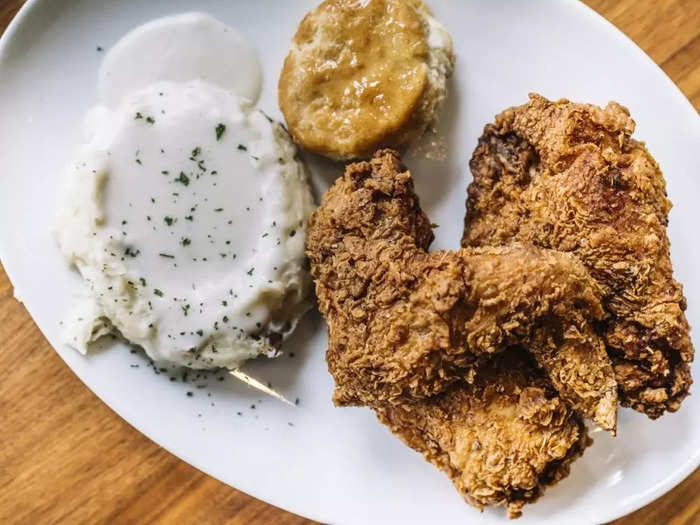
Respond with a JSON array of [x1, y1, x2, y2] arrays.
[[164, 216, 175, 226], [134, 112, 143, 120], [175, 172, 190, 186], [153, 289, 164, 297], [215, 123, 226, 141]]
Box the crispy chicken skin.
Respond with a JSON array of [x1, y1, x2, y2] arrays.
[[463, 94, 694, 418], [306, 149, 618, 431], [377, 348, 589, 519]]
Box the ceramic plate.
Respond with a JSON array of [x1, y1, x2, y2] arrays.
[[0, 1, 698, 523]]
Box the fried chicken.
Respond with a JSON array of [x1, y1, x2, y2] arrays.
[[306, 149, 605, 515], [377, 348, 589, 519], [306, 148, 618, 429], [463, 94, 694, 418]]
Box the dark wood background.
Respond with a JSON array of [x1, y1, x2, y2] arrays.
[[1, 0, 698, 523]]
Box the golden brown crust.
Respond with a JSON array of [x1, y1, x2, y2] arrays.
[[306, 149, 618, 430], [463, 93, 694, 418], [307, 149, 617, 516], [278, 0, 452, 160], [376, 349, 590, 519]]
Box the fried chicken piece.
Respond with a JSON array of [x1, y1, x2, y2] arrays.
[[463, 94, 694, 418], [376, 348, 589, 519], [307, 149, 618, 431], [307, 151, 599, 515]]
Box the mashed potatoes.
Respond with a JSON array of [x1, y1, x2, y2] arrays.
[[58, 80, 315, 369]]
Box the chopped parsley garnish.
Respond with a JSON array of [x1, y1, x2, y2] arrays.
[[214, 208, 223, 212], [164, 216, 175, 226], [181, 237, 191, 246], [185, 215, 193, 221], [196, 329, 203, 336], [237, 144, 247, 151], [134, 112, 143, 120], [146, 116, 155, 124], [215, 123, 226, 141], [246, 267, 254, 276], [158, 253, 175, 259], [191, 146, 201, 158], [175, 172, 190, 186], [153, 289, 164, 297], [139, 277, 147, 286]]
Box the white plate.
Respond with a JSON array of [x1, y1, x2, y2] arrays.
[[0, 1, 698, 523]]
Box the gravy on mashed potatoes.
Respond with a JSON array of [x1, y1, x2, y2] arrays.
[[57, 14, 315, 370]]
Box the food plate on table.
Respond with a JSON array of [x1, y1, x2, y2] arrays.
[[0, 0, 698, 523]]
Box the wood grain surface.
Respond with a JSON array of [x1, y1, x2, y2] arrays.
[[1, 1, 698, 523]]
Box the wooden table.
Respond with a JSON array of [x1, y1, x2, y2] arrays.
[[1, 1, 698, 523]]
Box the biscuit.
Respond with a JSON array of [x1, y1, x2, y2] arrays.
[[279, 0, 454, 160]]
